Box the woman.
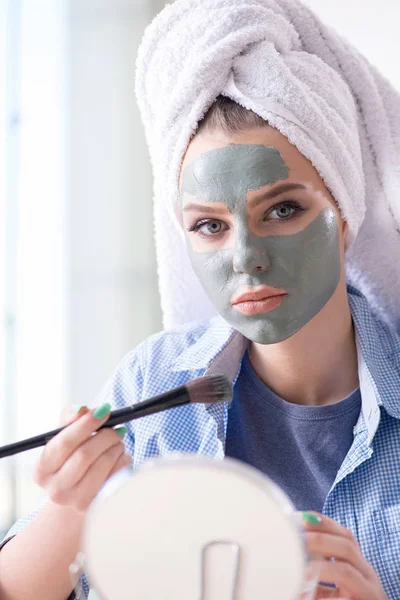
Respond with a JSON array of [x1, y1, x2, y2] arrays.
[[1, 1, 399, 598]]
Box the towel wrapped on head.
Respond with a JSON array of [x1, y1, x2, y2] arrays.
[[135, 0, 400, 331]]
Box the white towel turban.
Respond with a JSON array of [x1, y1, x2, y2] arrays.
[[135, 0, 400, 332]]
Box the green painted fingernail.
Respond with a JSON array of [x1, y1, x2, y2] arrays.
[[93, 403, 112, 419], [302, 512, 322, 525], [114, 425, 128, 437]]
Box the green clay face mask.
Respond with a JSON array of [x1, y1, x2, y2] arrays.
[[181, 144, 341, 344]]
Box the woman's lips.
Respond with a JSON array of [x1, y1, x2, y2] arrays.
[[231, 286, 287, 316], [232, 294, 287, 315]]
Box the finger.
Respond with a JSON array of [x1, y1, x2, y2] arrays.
[[46, 441, 126, 509], [312, 591, 341, 600], [307, 579, 338, 599], [50, 427, 127, 491], [311, 559, 374, 600], [306, 531, 373, 581], [299, 587, 335, 600], [109, 451, 132, 478], [69, 442, 127, 511], [313, 581, 350, 599], [300, 512, 354, 542], [37, 403, 112, 477], [300, 512, 374, 581], [59, 405, 89, 427]]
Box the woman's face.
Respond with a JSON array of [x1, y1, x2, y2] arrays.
[[179, 126, 347, 344]]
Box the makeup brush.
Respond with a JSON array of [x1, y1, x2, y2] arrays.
[[0, 375, 232, 459]]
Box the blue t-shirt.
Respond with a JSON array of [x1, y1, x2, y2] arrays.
[[225, 352, 362, 512]]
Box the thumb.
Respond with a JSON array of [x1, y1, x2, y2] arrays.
[[59, 405, 89, 427]]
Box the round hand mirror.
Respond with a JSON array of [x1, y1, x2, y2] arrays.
[[83, 455, 309, 599]]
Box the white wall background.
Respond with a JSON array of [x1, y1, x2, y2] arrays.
[[0, 0, 164, 532], [68, 0, 163, 409], [0, 0, 70, 529], [304, 0, 400, 88]]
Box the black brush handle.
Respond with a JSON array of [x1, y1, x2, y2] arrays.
[[102, 386, 189, 427], [0, 386, 190, 459]]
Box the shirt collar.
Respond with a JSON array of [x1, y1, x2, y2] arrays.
[[170, 315, 246, 380], [353, 333, 381, 442]]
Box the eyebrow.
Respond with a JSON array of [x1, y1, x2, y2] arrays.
[[182, 183, 307, 213], [249, 183, 307, 207], [183, 202, 228, 214]]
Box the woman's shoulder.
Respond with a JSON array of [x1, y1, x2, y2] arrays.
[[113, 315, 232, 383], [134, 317, 221, 366], [348, 285, 400, 378]]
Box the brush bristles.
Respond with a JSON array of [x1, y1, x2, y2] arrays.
[[186, 375, 232, 405]]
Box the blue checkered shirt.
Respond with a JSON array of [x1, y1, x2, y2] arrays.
[[3, 285, 400, 598]]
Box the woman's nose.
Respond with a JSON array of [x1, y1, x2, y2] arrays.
[[232, 237, 272, 274]]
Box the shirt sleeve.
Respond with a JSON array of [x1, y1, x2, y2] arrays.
[[0, 348, 145, 599]]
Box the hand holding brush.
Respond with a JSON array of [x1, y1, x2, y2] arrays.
[[0, 375, 232, 459], [0, 375, 231, 514]]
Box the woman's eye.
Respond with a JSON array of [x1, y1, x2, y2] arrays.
[[188, 219, 226, 236], [204, 220, 222, 234], [266, 201, 303, 221]]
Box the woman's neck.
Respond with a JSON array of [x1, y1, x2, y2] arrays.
[[248, 288, 359, 406]]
